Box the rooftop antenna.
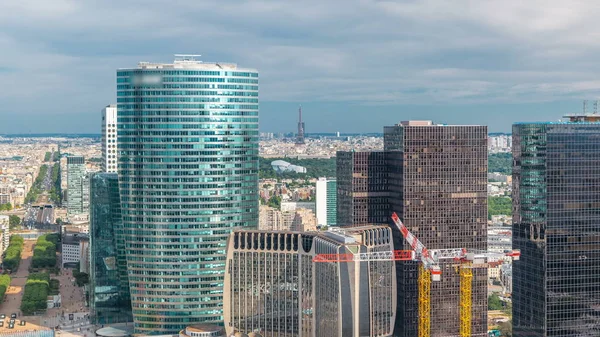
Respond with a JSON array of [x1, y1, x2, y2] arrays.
[[595, 100, 599, 114], [583, 100, 588, 114]]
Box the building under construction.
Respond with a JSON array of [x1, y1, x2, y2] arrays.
[[384, 121, 489, 337]]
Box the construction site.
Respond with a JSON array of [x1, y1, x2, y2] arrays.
[[313, 212, 519, 337]]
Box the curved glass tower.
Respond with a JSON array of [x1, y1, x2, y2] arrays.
[[116, 55, 259, 334]]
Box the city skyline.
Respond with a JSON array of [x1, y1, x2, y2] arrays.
[[3, 2, 600, 134]]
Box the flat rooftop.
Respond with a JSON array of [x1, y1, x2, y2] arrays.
[[119, 54, 256, 72]]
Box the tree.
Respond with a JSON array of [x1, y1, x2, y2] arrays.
[[489, 153, 512, 174], [8, 215, 21, 229], [267, 195, 282, 209], [488, 293, 504, 310]]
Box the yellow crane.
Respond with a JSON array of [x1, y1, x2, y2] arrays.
[[313, 212, 521, 337], [391, 212, 520, 337]]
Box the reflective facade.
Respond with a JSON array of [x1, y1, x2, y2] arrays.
[[513, 122, 600, 336], [67, 156, 85, 216], [316, 178, 337, 226], [223, 227, 396, 337], [90, 173, 131, 324], [336, 151, 389, 226], [116, 56, 259, 333], [384, 123, 488, 337]]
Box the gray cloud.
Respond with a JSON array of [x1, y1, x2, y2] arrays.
[[1, 0, 600, 120]]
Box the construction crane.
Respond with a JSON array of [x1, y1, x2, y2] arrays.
[[313, 212, 520, 337], [391, 212, 520, 337]]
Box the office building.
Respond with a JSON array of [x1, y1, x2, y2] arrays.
[[67, 156, 86, 217], [0, 215, 9, 254], [384, 121, 488, 337], [336, 151, 389, 226], [90, 173, 132, 324], [316, 177, 337, 226], [512, 116, 600, 336], [117, 55, 259, 333], [101, 105, 118, 173], [223, 226, 396, 337], [62, 232, 88, 267]]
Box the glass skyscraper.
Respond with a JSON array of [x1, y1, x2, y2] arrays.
[[67, 156, 86, 217], [90, 173, 131, 324], [116, 55, 259, 333], [513, 118, 600, 336]]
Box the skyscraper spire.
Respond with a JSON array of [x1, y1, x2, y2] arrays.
[[296, 105, 305, 145]]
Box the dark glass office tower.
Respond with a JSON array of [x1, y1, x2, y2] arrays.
[[90, 173, 131, 324], [513, 118, 600, 336], [336, 151, 389, 226], [384, 121, 488, 337]]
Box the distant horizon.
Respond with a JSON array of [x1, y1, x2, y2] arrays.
[[0, 131, 513, 137]]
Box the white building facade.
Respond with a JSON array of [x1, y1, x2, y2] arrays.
[[101, 105, 118, 173]]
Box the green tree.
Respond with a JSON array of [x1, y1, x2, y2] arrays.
[[8, 215, 21, 229], [489, 196, 512, 219], [489, 153, 512, 174], [0, 275, 11, 303], [488, 293, 504, 310], [267, 195, 282, 209]]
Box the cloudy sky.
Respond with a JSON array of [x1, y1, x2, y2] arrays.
[[1, 0, 599, 134]]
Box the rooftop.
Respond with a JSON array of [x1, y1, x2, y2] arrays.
[[120, 54, 256, 72]]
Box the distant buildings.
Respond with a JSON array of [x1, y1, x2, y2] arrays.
[[512, 116, 600, 336], [89, 173, 131, 324], [336, 151, 388, 226], [315, 177, 337, 226], [66, 156, 86, 217], [0, 215, 9, 254], [101, 105, 117, 173], [270, 160, 307, 173], [258, 205, 317, 232], [223, 226, 396, 337], [488, 134, 512, 153], [116, 55, 259, 333]]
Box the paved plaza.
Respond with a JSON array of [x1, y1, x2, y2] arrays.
[[0, 239, 92, 335]]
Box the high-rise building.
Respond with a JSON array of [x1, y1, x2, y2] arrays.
[[117, 55, 259, 333], [89, 173, 131, 324], [384, 121, 488, 337], [223, 226, 396, 337], [512, 115, 600, 336], [316, 177, 337, 226], [0, 215, 9, 254], [67, 156, 85, 217], [336, 151, 389, 226], [101, 105, 118, 173]]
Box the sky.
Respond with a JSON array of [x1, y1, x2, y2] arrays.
[[1, 0, 600, 134]]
